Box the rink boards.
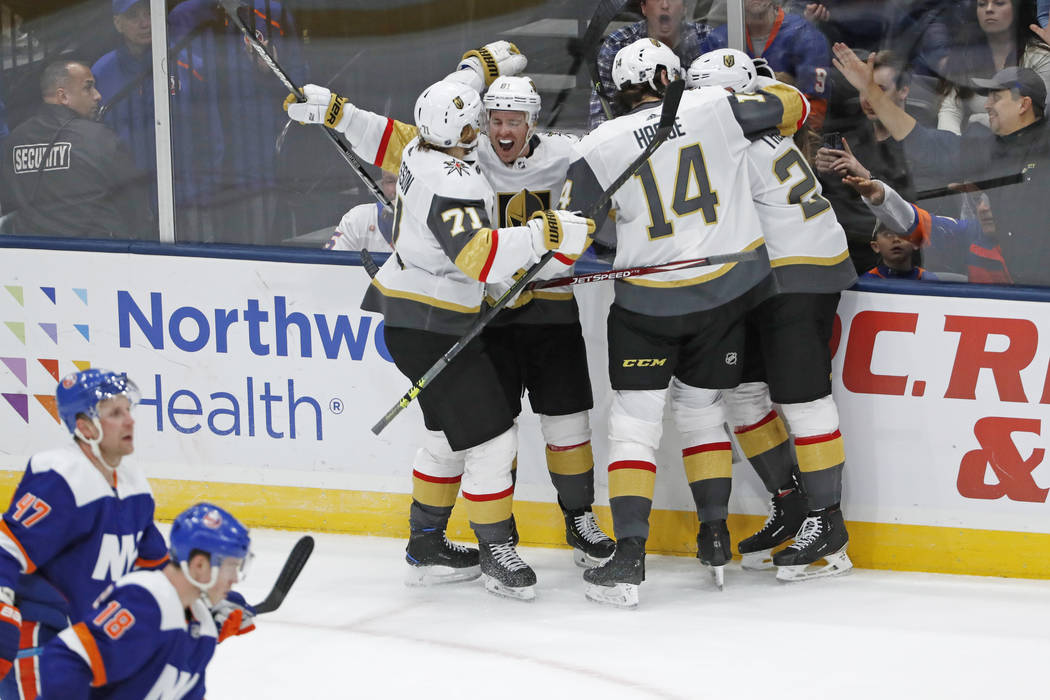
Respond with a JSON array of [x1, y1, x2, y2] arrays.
[[1, 245, 1048, 578]]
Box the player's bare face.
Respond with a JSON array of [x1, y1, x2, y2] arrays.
[[487, 110, 530, 164], [642, 0, 685, 44], [96, 395, 135, 465], [206, 557, 244, 605]]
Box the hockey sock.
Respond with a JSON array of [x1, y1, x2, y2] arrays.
[[546, 440, 595, 511], [733, 410, 795, 495]]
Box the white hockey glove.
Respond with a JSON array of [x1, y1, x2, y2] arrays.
[[448, 41, 527, 90], [283, 84, 355, 133], [528, 210, 595, 261], [212, 591, 256, 643]]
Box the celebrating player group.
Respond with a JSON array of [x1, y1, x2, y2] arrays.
[[284, 33, 856, 608]]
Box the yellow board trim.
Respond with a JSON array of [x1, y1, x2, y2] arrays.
[[796, 436, 846, 473], [770, 249, 851, 268], [370, 278, 481, 314], [0, 471, 1043, 579], [625, 238, 764, 288], [735, 416, 789, 458]]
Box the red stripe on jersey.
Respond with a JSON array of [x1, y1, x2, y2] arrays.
[[608, 460, 657, 473], [794, 429, 842, 446], [553, 253, 575, 266], [682, 442, 732, 457], [734, 410, 778, 434], [134, 553, 170, 570], [374, 119, 395, 167], [16, 620, 39, 700], [548, 441, 590, 452], [479, 230, 499, 282], [412, 470, 462, 485], [461, 485, 514, 502]]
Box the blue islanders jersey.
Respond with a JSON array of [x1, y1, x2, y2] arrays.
[[40, 570, 217, 700], [0, 446, 169, 623]]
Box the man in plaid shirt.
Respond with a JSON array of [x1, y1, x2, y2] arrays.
[[589, 0, 712, 128]]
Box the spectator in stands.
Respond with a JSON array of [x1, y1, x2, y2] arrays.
[[783, 1, 889, 54], [92, 0, 224, 240], [702, 0, 832, 129], [834, 43, 1050, 285], [815, 50, 917, 272], [590, 0, 712, 127], [937, 0, 1050, 134], [0, 60, 153, 239], [324, 170, 396, 253], [845, 173, 1012, 283], [862, 220, 939, 280]]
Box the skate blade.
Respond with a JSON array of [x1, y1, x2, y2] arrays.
[[740, 550, 774, 571], [708, 564, 725, 591], [404, 564, 481, 587], [482, 575, 536, 601], [584, 582, 639, 608], [776, 550, 853, 582], [573, 547, 613, 569]]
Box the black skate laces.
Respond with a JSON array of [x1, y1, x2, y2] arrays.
[[573, 512, 610, 545], [489, 541, 530, 571], [790, 516, 824, 549]]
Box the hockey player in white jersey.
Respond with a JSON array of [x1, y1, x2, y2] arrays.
[[687, 49, 855, 582], [324, 170, 396, 252], [289, 74, 594, 601], [563, 38, 810, 606], [286, 44, 615, 569]]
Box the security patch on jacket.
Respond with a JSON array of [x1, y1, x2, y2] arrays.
[[12, 142, 72, 174]]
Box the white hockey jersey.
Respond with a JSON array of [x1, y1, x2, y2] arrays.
[[566, 82, 809, 315], [360, 138, 539, 335], [745, 79, 855, 296], [325, 202, 394, 253]]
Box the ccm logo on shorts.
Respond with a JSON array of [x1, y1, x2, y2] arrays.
[[622, 358, 667, 367]]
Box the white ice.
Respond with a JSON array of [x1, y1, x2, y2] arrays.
[[210, 528, 1050, 700]]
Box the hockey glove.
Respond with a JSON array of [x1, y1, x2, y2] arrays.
[[212, 591, 256, 643], [283, 84, 355, 132], [0, 588, 21, 680], [528, 210, 595, 261], [458, 41, 527, 86]]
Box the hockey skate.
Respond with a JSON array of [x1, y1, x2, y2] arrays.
[[738, 487, 808, 571], [563, 505, 615, 568], [697, 520, 731, 591], [583, 536, 645, 608], [479, 538, 537, 601], [773, 507, 852, 582], [404, 528, 481, 586]]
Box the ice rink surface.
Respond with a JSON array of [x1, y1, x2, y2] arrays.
[[210, 528, 1050, 700]]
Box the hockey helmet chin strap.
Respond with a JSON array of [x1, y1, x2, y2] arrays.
[[182, 559, 221, 602], [75, 417, 119, 475]]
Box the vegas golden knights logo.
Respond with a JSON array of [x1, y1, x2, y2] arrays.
[[501, 188, 550, 227], [723, 54, 736, 68], [453, 96, 464, 109]]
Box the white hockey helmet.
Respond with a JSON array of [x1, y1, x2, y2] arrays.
[[414, 80, 483, 150], [483, 76, 542, 126], [611, 38, 682, 93], [687, 49, 759, 93]]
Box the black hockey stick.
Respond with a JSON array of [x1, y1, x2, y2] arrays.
[[527, 249, 762, 289], [371, 80, 686, 435], [546, 0, 626, 127], [584, 0, 628, 121], [218, 0, 391, 209], [360, 249, 381, 278], [252, 535, 314, 614]]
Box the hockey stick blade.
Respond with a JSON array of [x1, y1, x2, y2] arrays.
[[528, 249, 761, 290], [217, 0, 390, 208], [371, 81, 686, 436], [253, 535, 314, 614]]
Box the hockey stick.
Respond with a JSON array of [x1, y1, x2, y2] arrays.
[[218, 0, 391, 208], [546, 0, 625, 126], [371, 80, 686, 435], [252, 535, 315, 614], [584, 0, 628, 121], [360, 249, 381, 278], [527, 249, 762, 289]]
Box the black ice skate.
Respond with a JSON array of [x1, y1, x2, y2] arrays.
[[404, 528, 481, 586], [738, 487, 808, 571], [583, 536, 646, 608], [772, 506, 852, 582], [697, 520, 731, 591], [562, 505, 615, 568], [479, 538, 537, 601]]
